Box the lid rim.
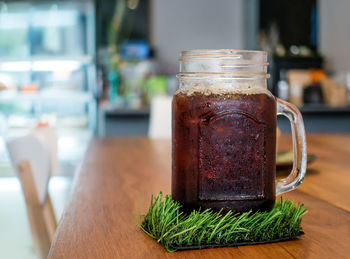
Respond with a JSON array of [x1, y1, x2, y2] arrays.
[[177, 72, 270, 79], [179, 49, 269, 75], [181, 49, 267, 54]]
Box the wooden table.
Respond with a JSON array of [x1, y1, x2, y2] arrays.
[[49, 134, 350, 258]]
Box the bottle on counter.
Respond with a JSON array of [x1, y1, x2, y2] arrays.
[[277, 70, 289, 101]]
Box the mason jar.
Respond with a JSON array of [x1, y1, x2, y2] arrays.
[[172, 49, 307, 213]]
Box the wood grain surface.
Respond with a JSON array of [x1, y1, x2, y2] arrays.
[[49, 134, 350, 259]]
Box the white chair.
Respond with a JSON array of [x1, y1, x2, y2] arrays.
[[148, 96, 172, 139], [7, 134, 57, 259], [32, 126, 58, 175]]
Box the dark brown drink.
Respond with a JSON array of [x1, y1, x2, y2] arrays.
[[172, 89, 277, 213]]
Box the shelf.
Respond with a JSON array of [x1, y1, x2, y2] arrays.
[[101, 105, 350, 116], [299, 105, 350, 114], [0, 91, 93, 103], [0, 56, 95, 72], [104, 108, 150, 116], [272, 56, 323, 61], [0, 55, 94, 64]]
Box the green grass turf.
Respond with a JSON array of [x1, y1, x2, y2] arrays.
[[133, 192, 307, 252]]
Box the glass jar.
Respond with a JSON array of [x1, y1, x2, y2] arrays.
[[172, 49, 307, 213]]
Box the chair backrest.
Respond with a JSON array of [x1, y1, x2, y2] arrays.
[[7, 135, 51, 205], [32, 126, 57, 175], [7, 134, 57, 259], [148, 96, 172, 139]]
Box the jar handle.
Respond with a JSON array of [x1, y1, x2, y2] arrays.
[[276, 98, 307, 195]]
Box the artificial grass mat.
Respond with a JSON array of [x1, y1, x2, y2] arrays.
[[134, 192, 307, 252]]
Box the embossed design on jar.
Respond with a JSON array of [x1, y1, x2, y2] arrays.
[[198, 111, 266, 201]]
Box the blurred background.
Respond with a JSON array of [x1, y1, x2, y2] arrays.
[[0, 0, 349, 257]]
